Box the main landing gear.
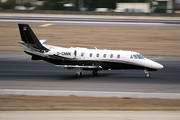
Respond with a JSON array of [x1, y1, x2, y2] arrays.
[[92, 70, 99, 76], [76, 69, 99, 77], [144, 69, 150, 78], [76, 68, 83, 77]]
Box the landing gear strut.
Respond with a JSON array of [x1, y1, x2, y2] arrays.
[[92, 70, 98, 75], [144, 69, 150, 78], [76, 68, 83, 77]]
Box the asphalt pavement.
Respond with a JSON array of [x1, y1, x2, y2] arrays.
[[0, 51, 180, 99], [0, 14, 180, 98], [0, 14, 180, 28]]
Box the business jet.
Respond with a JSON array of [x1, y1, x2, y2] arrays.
[[18, 24, 163, 78]]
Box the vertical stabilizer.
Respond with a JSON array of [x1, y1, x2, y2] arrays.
[[18, 24, 48, 51]]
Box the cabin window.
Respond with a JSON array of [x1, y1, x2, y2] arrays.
[[97, 53, 99, 57], [133, 55, 138, 59], [89, 53, 92, 57], [103, 54, 106, 58], [110, 54, 113, 58], [117, 54, 120, 58], [81, 53, 84, 57]]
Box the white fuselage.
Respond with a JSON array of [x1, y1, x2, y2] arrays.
[[40, 44, 163, 70]]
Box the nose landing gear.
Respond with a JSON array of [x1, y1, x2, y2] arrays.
[[144, 69, 150, 78]]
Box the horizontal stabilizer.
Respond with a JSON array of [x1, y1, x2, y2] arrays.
[[40, 40, 47, 44]]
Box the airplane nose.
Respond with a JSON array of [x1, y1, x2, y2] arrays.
[[157, 63, 163, 69], [144, 59, 164, 70], [154, 62, 163, 69]]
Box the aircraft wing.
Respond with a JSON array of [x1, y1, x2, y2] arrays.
[[57, 65, 103, 70]]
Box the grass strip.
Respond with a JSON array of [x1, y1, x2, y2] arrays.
[[1, 108, 180, 111], [0, 25, 180, 56], [1, 94, 180, 111]]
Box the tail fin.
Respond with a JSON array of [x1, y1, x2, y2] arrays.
[[18, 24, 49, 51]]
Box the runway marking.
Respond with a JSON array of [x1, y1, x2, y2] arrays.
[[149, 57, 163, 60], [40, 24, 53, 27]]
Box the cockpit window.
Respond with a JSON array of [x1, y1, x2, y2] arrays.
[[133, 55, 138, 59], [131, 54, 145, 59], [130, 55, 133, 59], [137, 54, 145, 59]]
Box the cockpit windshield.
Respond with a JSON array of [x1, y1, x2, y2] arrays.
[[131, 54, 145, 59], [137, 54, 145, 59], [133, 55, 138, 59]]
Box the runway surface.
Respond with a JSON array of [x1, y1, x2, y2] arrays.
[[1, 111, 180, 120], [0, 51, 180, 98], [0, 14, 180, 28]]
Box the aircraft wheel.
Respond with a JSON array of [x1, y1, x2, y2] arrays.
[[76, 72, 82, 77], [92, 70, 98, 76], [146, 73, 150, 78]]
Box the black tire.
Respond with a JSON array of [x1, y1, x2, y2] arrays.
[[92, 70, 98, 75], [76, 73, 79, 77], [76, 73, 81, 77], [146, 73, 150, 78], [80, 72, 82, 76]]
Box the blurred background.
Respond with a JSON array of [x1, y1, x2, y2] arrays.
[[0, 0, 180, 13], [0, 0, 180, 118]]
